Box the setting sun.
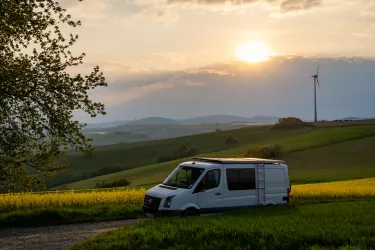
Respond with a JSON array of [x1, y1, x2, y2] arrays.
[[235, 41, 271, 63]]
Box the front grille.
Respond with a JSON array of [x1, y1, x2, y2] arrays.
[[142, 195, 162, 214]]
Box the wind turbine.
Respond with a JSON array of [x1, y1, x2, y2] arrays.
[[311, 65, 320, 122]]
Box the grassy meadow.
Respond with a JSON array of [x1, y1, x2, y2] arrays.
[[71, 201, 375, 250], [61, 125, 375, 189], [51, 125, 308, 188], [2, 124, 375, 249]]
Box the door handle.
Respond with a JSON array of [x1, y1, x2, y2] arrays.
[[215, 192, 221, 196]]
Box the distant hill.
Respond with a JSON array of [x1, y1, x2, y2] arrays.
[[247, 116, 280, 123], [128, 117, 178, 125], [83, 120, 131, 130], [180, 115, 279, 124], [82, 115, 279, 128]]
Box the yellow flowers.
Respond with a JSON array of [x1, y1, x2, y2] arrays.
[[292, 178, 375, 200], [1, 178, 375, 212], [0, 189, 146, 212]]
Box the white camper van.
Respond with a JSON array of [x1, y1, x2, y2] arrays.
[[142, 157, 291, 217]]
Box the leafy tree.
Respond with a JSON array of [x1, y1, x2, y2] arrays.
[[0, 0, 107, 192], [272, 117, 313, 130]]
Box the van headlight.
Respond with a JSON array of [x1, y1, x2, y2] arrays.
[[164, 195, 176, 208]]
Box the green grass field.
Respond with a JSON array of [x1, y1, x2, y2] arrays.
[[4, 124, 374, 249], [0, 205, 142, 228], [50, 125, 308, 188], [71, 201, 375, 250], [61, 125, 375, 189]]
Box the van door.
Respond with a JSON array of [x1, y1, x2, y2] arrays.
[[195, 169, 223, 213], [219, 166, 258, 208]]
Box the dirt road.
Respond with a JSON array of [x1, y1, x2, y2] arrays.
[[0, 219, 141, 250]]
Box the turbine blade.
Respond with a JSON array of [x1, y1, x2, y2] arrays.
[[317, 64, 319, 75], [317, 78, 320, 87]]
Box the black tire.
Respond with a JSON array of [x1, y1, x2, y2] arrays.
[[182, 208, 200, 217]]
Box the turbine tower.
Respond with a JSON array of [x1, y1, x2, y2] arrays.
[[311, 65, 320, 122]]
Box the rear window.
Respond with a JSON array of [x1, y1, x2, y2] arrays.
[[226, 168, 256, 190], [265, 168, 286, 188]]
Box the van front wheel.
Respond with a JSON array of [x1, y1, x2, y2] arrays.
[[182, 208, 200, 217]]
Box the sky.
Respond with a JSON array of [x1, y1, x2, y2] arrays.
[[60, 0, 375, 122]]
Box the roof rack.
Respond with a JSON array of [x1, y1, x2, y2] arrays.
[[192, 157, 285, 165]]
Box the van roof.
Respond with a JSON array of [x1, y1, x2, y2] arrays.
[[192, 157, 286, 165]]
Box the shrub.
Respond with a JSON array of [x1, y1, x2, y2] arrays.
[[94, 178, 130, 189], [224, 135, 239, 144], [245, 144, 283, 158], [272, 117, 312, 130]]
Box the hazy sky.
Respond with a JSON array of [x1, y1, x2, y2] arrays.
[[61, 0, 375, 122]]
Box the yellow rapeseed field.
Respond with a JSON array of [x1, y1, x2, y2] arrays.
[[292, 178, 375, 200], [0, 188, 146, 212], [1, 178, 375, 212]]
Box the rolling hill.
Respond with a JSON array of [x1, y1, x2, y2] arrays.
[[49, 125, 309, 188], [57, 125, 375, 189], [180, 115, 279, 124], [127, 117, 178, 125], [79, 115, 280, 146]]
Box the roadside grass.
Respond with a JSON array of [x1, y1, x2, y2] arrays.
[[71, 201, 375, 250], [0, 205, 142, 228], [62, 125, 375, 189]]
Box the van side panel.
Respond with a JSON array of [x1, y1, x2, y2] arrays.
[[265, 167, 288, 204]]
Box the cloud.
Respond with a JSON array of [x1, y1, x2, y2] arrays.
[[97, 73, 207, 106], [60, 0, 110, 22], [138, 9, 166, 19], [79, 56, 375, 122], [165, 0, 321, 12], [280, 0, 321, 13], [100, 81, 172, 106], [136, 8, 179, 23]]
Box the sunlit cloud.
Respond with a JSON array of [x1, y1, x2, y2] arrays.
[[164, 0, 322, 13], [60, 0, 110, 23], [100, 81, 173, 106]]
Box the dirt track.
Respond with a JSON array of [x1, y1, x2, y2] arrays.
[[0, 219, 142, 250]]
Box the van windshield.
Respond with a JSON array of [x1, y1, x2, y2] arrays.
[[163, 166, 204, 189]]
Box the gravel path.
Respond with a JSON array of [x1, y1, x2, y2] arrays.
[[0, 219, 142, 250]]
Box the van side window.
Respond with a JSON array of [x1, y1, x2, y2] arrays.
[[226, 168, 256, 190], [199, 169, 221, 191]]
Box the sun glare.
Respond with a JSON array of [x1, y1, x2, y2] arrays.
[[235, 41, 271, 63]]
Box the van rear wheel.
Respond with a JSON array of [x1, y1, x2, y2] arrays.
[[182, 208, 200, 217]]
